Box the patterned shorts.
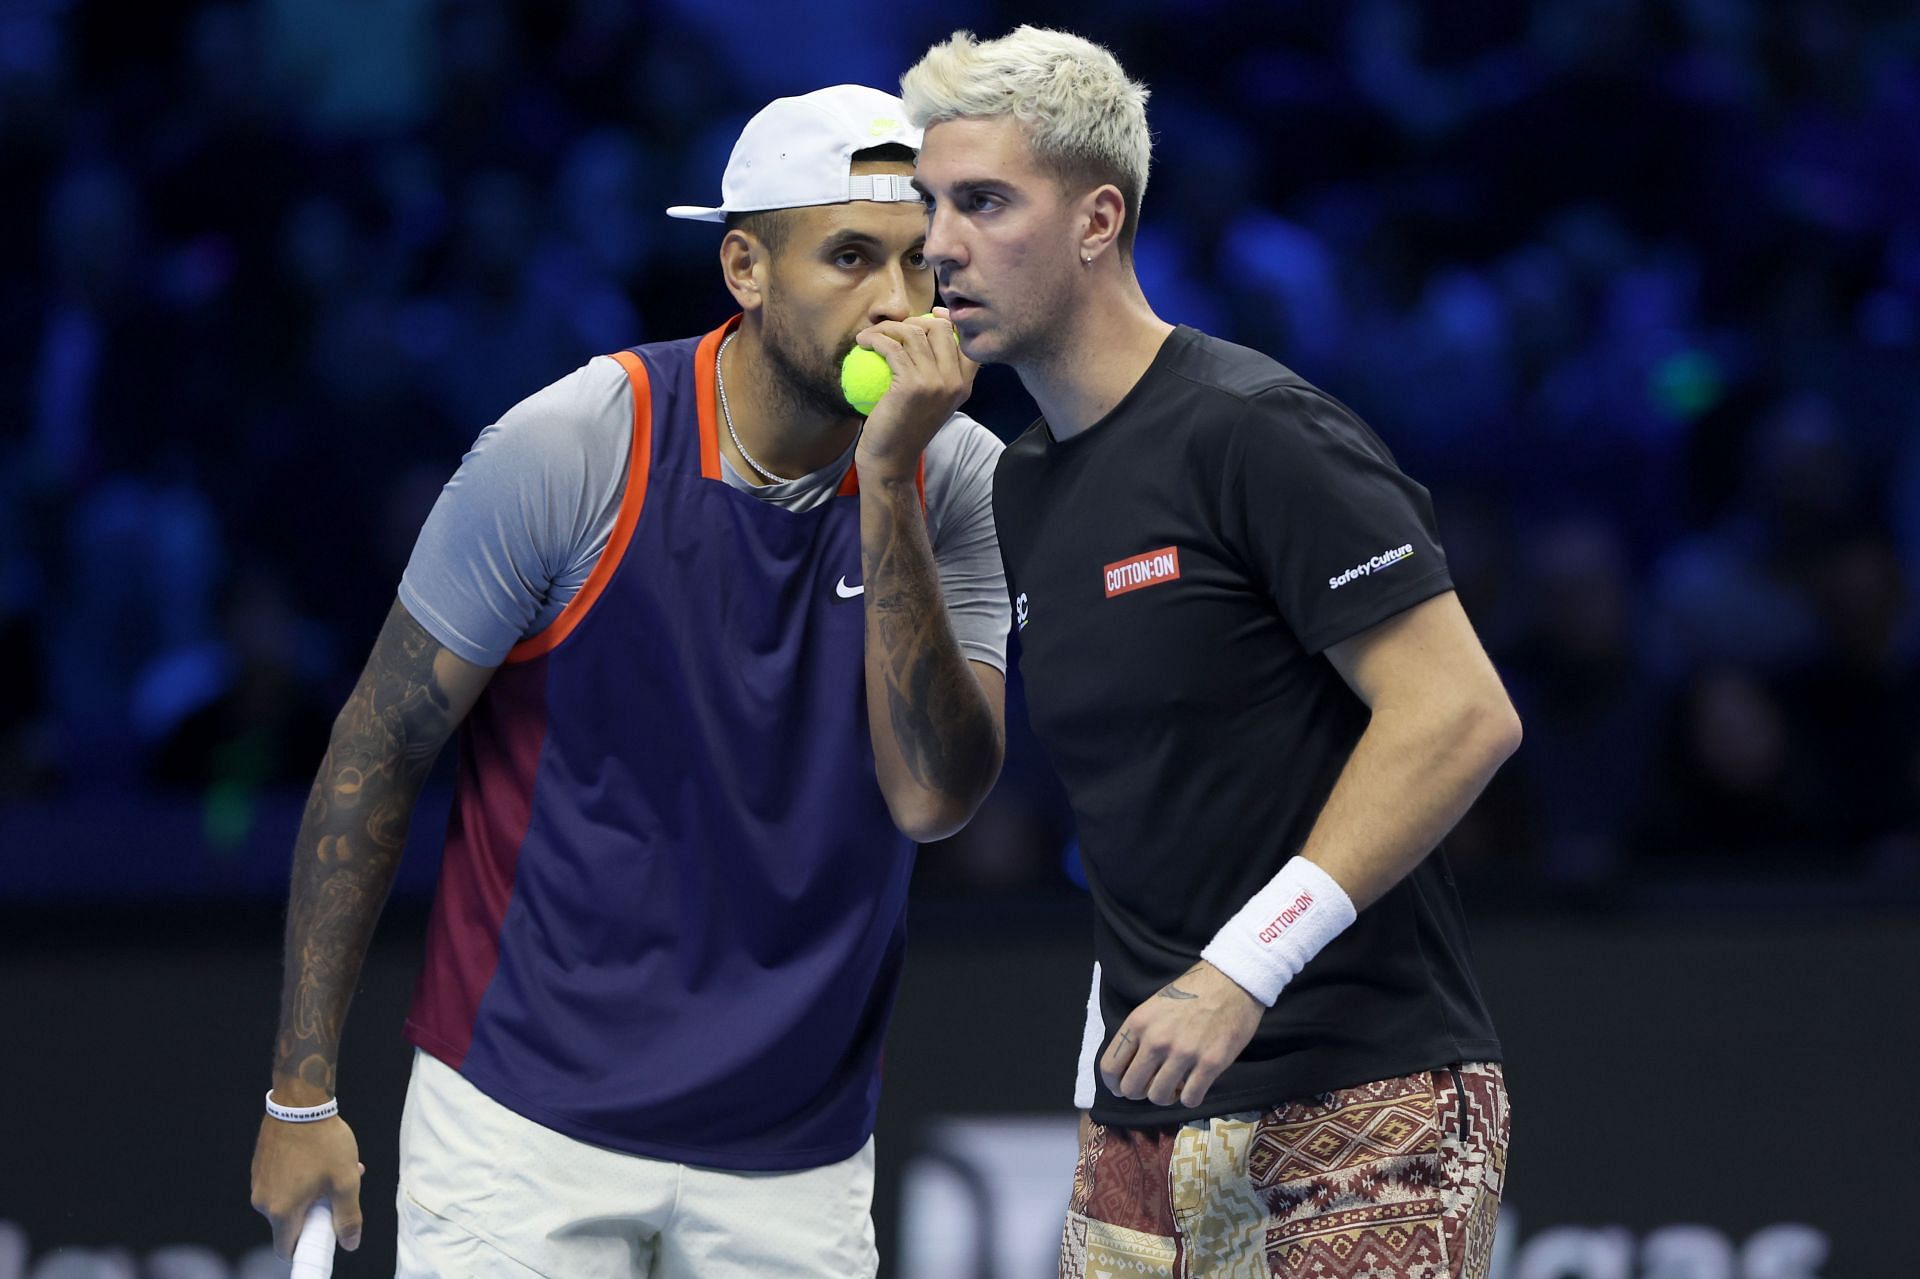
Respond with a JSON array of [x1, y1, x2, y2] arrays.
[[1061, 1062, 1508, 1279]]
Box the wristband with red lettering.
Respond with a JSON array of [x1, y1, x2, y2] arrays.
[[1200, 856, 1356, 1006]]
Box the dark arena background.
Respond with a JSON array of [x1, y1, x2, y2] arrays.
[[3, 1, 1917, 1275]]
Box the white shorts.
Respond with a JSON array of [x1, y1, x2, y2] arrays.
[[395, 1050, 878, 1278]]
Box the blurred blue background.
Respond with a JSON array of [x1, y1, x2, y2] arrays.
[[4, 2, 1919, 1275], [4, 0, 1917, 909]]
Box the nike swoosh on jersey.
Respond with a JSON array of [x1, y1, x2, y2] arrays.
[[836, 577, 865, 599]]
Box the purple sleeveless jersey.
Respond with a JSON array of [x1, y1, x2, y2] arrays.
[[405, 317, 920, 1171]]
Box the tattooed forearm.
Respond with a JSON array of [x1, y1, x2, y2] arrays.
[[1155, 964, 1209, 1001], [861, 479, 1002, 815], [271, 603, 470, 1095]]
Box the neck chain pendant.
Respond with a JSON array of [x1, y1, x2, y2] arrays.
[[716, 331, 795, 485]]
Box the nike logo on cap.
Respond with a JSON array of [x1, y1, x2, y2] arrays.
[[836, 577, 864, 599]]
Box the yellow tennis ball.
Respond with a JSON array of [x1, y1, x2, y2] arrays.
[[841, 346, 892, 416], [841, 319, 961, 415]]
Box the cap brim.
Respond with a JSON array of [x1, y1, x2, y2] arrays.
[[665, 205, 728, 222]]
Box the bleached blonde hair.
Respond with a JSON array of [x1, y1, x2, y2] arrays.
[[901, 26, 1152, 254]]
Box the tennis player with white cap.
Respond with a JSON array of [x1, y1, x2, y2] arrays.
[[248, 84, 1009, 1277]]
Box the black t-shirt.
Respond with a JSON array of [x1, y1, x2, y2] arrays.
[[994, 326, 1502, 1127]]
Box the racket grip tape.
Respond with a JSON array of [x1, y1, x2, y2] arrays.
[[291, 1200, 337, 1278]]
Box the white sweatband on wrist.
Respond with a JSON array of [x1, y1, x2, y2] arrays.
[[1073, 961, 1103, 1111], [265, 1090, 339, 1123], [1200, 856, 1356, 1007]]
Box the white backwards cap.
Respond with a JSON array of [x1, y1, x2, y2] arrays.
[[666, 84, 925, 222]]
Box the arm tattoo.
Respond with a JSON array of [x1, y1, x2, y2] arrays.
[[862, 480, 1001, 800], [1155, 964, 1208, 1002], [272, 604, 462, 1094]]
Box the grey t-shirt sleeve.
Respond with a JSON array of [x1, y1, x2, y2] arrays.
[[397, 356, 632, 667], [923, 413, 1011, 673]]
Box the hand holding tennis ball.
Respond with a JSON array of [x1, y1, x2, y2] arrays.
[[842, 311, 964, 415], [849, 309, 975, 483]]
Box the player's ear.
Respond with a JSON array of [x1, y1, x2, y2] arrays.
[[720, 229, 768, 314], [1078, 184, 1126, 267]]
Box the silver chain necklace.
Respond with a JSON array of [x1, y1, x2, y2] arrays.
[[715, 331, 795, 485]]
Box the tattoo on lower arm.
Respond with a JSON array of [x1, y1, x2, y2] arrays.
[[866, 486, 1000, 801], [273, 607, 458, 1092], [1155, 964, 1209, 1001]]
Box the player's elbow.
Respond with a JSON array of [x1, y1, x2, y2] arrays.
[[885, 795, 961, 844], [893, 808, 957, 844], [1461, 687, 1522, 770], [884, 758, 1004, 843], [1499, 699, 1523, 758], [885, 784, 988, 844]]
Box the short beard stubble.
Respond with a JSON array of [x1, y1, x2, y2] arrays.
[[762, 292, 863, 426]]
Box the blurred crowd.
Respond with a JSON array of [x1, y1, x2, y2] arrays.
[[3, 0, 1918, 902]]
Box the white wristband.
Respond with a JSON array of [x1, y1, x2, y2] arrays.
[[265, 1090, 339, 1123], [1200, 856, 1356, 1007]]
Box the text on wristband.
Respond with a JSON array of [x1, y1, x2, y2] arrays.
[[1256, 891, 1316, 945]]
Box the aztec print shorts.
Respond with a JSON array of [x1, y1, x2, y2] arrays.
[[1061, 1062, 1508, 1279]]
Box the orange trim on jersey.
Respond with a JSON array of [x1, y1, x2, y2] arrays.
[[835, 454, 928, 512], [504, 350, 654, 664], [694, 317, 735, 481]]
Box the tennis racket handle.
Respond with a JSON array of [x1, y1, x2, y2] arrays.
[[291, 1200, 337, 1278]]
